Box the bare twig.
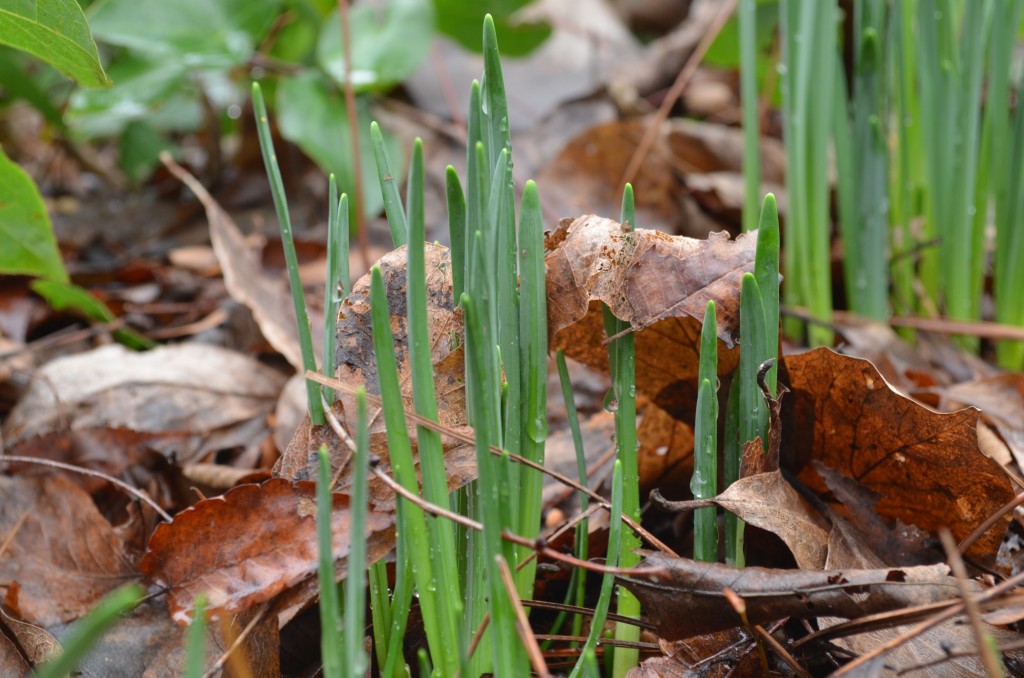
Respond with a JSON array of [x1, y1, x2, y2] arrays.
[[497, 556, 552, 678], [0, 456, 171, 522]]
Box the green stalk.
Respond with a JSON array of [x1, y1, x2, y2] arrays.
[[370, 121, 408, 248], [569, 460, 624, 678], [252, 82, 325, 425], [317, 445, 342, 678], [323, 178, 349, 406], [367, 561, 391, 673], [380, 556, 413, 678], [406, 138, 462, 675], [369, 266, 448, 673], [723, 377, 742, 566], [609, 185, 639, 678], [691, 301, 718, 563], [739, 0, 761, 232], [753, 194, 780, 394], [463, 291, 526, 675], [446, 166, 467, 300], [344, 389, 370, 676], [516, 181, 547, 597], [184, 595, 207, 678], [779, 0, 835, 346], [34, 584, 143, 678]]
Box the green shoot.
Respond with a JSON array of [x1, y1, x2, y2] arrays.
[[344, 389, 370, 676], [754, 194, 780, 394], [34, 584, 144, 678], [316, 444, 342, 678], [739, 0, 760, 233], [370, 121, 408, 248], [322, 177, 349, 406], [723, 377, 742, 567], [252, 82, 325, 425], [446, 166, 467, 300], [184, 595, 207, 678], [692, 301, 718, 563]]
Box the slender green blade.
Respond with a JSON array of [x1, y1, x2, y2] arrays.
[[692, 301, 718, 563], [345, 389, 370, 676], [723, 376, 742, 566], [446, 166, 467, 300], [184, 595, 207, 678], [739, 0, 761, 232], [370, 120, 408, 247], [753, 194, 779, 393], [252, 82, 324, 425], [317, 445, 342, 678]]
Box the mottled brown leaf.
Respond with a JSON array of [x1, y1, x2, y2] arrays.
[[546, 215, 751, 417], [933, 373, 1024, 466], [276, 245, 477, 509], [0, 606, 60, 665], [2, 343, 285, 462], [140, 478, 394, 623], [0, 476, 137, 626], [782, 348, 1013, 559], [621, 553, 962, 641]]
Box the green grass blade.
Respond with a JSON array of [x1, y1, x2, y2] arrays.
[[692, 301, 718, 563], [739, 273, 769, 450], [481, 15, 512, 177], [463, 291, 526, 675], [753, 194, 780, 394], [446, 166, 467, 300], [252, 82, 325, 425], [317, 444, 343, 678], [381, 555, 414, 678], [516, 181, 547, 596], [610, 184, 640, 678], [406, 137, 462, 675], [723, 376, 742, 566], [34, 584, 143, 678], [569, 460, 624, 678], [344, 389, 370, 676], [370, 266, 446, 672], [323, 178, 349, 407], [184, 595, 207, 678], [739, 0, 761, 232], [370, 121, 408, 248], [368, 561, 391, 673]]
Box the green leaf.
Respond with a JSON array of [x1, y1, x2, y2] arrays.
[[31, 279, 154, 349], [0, 145, 67, 281], [434, 0, 550, 57], [0, 0, 110, 87], [275, 70, 396, 222], [118, 120, 170, 182], [88, 0, 280, 68], [317, 0, 434, 92], [0, 47, 65, 127]]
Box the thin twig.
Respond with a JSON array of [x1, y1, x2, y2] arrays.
[[0, 512, 29, 559], [337, 0, 369, 270], [497, 556, 552, 678], [0, 456, 171, 522], [619, 0, 739, 188], [205, 603, 269, 678]]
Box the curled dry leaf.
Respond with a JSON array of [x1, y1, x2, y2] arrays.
[[932, 373, 1024, 466], [140, 478, 395, 624], [782, 348, 1014, 559], [0, 476, 137, 626], [546, 215, 752, 418], [2, 343, 285, 462], [276, 244, 477, 509], [620, 552, 964, 641]]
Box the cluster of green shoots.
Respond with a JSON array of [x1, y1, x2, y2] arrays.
[[775, 0, 1024, 364], [36, 13, 784, 678]]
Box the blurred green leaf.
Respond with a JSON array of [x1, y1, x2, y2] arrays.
[[317, 0, 433, 91], [0, 48, 65, 126], [31, 279, 154, 348], [67, 54, 201, 138], [275, 70, 399, 221], [0, 146, 67, 282], [434, 0, 550, 57], [88, 0, 280, 69], [118, 120, 170, 181], [704, 0, 778, 69], [0, 0, 110, 87]]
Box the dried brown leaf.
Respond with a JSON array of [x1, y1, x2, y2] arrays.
[[782, 348, 1013, 559], [621, 553, 962, 641], [140, 478, 394, 623], [546, 215, 751, 417], [0, 476, 137, 626]]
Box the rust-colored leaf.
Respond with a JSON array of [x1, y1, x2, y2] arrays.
[[0, 476, 137, 626], [140, 478, 394, 623], [620, 553, 963, 641], [546, 215, 752, 418], [781, 348, 1013, 559], [933, 373, 1024, 466]]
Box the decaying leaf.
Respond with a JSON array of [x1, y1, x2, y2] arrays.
[[276, 245, 477, 508], [140, 478, 394, 623], [2, 343, 285, 464], [0, 476, 138, 626], [654, 469, 830, 569], [546, 215, 752, 418], [620, 553, 964, 641], [163, 155, 323, 371], [932, 373, 1024, 467], [782, 348, 1014, 559]]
